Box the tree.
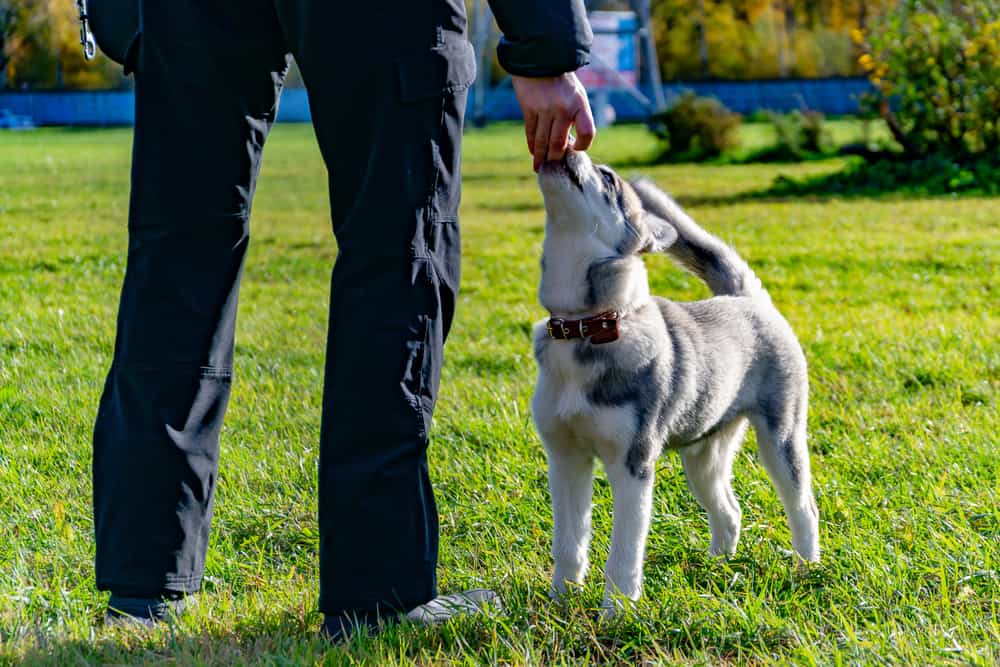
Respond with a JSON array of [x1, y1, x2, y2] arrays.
[[859, 0, 1000, 157], [782, 0, 797, 73], [1, 0, 56, 87], [1, 0, 123, 89], [696, 0, 709, 76], [0, 3, 14, 80], [648, 0, 897, 80]]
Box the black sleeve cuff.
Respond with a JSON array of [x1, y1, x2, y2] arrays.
[[497, 37, 590, 77], [488, 0, 592, 77]]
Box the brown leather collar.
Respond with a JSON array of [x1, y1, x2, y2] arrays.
[[546, 311, 620, 345]]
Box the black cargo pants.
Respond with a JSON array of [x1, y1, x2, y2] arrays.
[[93, 0, 474, 615]]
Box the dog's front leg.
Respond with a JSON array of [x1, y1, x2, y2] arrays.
[[546, 438, 595, 598], [601, 459, 655, 620]]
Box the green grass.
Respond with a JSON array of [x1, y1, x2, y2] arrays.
[[735, 117, 894, 155], [1, 122, 998, 665]]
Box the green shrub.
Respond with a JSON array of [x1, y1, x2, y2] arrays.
[[649, 92, 742, 160], [797, 110, 831, 154], [751, 109, 833, 161], [856, 0, 1000, 158]]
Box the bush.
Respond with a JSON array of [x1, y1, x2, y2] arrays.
[[856, 0, 1000, 158], [796, 110, 831, 154], [649, 93, 742, 161], [749, 109, 833, 161]]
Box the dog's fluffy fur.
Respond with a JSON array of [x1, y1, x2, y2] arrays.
[[532, 151, 819, 618]]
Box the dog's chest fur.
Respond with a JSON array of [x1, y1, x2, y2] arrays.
[[533, 296, 721, 465], [533, 288, 775, 473]]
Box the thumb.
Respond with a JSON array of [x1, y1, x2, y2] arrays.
[[524, 110, 539, 155], [572, 105, 596, 151]]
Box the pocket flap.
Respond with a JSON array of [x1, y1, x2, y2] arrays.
[[396, 36, 477, 103], [88, 0, 140, 66]]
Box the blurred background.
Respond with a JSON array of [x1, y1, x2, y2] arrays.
[[2, 0, 998, 191], [1, 0, 891, 87], [0, 0, 894, 125]]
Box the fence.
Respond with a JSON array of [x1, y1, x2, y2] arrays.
[[0, 77, 872, 127]]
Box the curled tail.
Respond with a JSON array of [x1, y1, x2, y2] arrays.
[[631, 177, 768, 300]]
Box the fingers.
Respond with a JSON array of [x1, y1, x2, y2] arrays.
[[513, 73, 598, 170], [546, 115, 573, 163], [572, 97, 597, 152], [524, 111, 538, 156], [533, 113, 554, 172]]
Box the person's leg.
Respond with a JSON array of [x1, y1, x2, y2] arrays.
[[93, 0, 288, 609], [275, 1, 477, 619]]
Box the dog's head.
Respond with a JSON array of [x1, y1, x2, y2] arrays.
[[538, 150, 677, 255]]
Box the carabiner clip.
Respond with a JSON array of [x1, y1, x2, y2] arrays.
[[77, 0, 97, 60]]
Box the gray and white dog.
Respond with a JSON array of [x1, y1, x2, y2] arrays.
[[531, 150, 819, 619]]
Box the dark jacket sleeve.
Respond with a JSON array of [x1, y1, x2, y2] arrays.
[[487, 0, 592, 77]]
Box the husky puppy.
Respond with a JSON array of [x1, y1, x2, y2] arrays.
[[532, 150, 819, 618]]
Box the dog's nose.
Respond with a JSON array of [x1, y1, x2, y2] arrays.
[[562, 148, 583, 174], [562, 148, 577, 166]]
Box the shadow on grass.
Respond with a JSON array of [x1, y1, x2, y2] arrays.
[[475, 200, 544, 213], [10, 616, 292, 665], [8, 566, 836, 665], [12, 608, 367, 666], [605, 144, 843, 171], [610, 153, 1000, 207]]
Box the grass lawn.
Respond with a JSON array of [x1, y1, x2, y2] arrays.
[[1, 122, 997, 665]]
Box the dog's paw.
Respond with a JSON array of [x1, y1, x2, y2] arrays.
[[708, 541, 738, 558], [789, 534, 820, 564], [598, 599, 634, 623], [550, 577, 584, 602], [794, 549, 821, 568], [598, 593, 636, 623], [797, 551, 821, 565], [708, 519, 741, 557], [598, 602, 620, 623], [794, 543, 820, 564], [779, 545, 821, 568]]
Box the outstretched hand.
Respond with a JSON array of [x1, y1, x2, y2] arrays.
[[512, 73, 596, 172]]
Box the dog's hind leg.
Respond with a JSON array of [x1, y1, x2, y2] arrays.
[[543, 424, 595, 597], [600, 455, 655, 618], [749, 401, 820, 562], [680, 419, 746, 557]]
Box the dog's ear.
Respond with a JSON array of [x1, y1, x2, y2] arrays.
[[638, 211, 678, 253]]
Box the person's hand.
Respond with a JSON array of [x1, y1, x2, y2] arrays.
[[511, 72, 596, 172]]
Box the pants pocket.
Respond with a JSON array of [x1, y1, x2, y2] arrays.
[[329, 284, 436, 447], [395, 33, 477, 105], [403, 315, 436, 440]]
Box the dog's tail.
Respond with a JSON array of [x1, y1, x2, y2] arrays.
[[631, 177, 768, 300]]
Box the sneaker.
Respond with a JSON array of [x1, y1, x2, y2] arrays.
[[105, 594, 190, 628], [403, 589, 502, 624], [322, 589, 501, 642]]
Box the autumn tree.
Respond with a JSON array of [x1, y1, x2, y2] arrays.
[[1, 0, 123, 89], [650, 0, 896, 80]]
